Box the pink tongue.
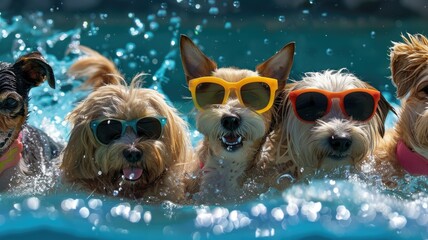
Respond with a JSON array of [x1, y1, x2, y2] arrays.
[[123, 167, 143, 181]]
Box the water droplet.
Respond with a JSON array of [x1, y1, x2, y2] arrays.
[[128, 12, 135, 18], [195, 4, 201, 10], [161, 2, 168, 9], [218, 56, 225, 62], [209, 7, 219, 15], [113, 190, 119, 196], [309, 0, 315, 4], [302, 9, 310, 14], [278, 15, 285, 22], [326, 48, 333, 56], [224, 22, 232, 29], [321, 12, 328, 17], [263, 38, 269, 45], [233, 1, 240, 8], [370, 31, 376, 39], [98, 171, 102, 176], [157, 9, 167, 17], [246, 50, 252, 55]]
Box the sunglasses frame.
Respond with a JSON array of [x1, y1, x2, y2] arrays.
[[188, 76, 278, 114], [288, 88, 381, 123], [90, 116, 167, 145]]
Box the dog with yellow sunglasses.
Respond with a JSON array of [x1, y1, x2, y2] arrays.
[[61, 46, 193, 202], [180, 35, 294, 202]]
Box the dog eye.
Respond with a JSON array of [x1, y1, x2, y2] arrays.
[[421, 86, 428, 95], [3, 98, 18, 109]]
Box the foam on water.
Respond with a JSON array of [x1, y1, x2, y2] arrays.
[[0, 7, 426, 239]]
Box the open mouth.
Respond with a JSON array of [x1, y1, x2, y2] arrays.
[[220, 133, 243, 152], [122, 167, 143, 181]]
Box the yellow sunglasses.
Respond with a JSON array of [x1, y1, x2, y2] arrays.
[[188, 76, 278, 114]]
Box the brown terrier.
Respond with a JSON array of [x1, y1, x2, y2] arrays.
[[61, 46, 193, 202], [375, 34, 428, 178]]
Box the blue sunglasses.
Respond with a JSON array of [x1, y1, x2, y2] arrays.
[[90, 116, 167, 145]]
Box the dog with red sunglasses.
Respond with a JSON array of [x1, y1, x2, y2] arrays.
[[259, 69, 394, 185], [61, 46, 193, 202], [180, 35, 294, 202]]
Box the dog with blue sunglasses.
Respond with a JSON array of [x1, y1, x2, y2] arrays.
[[61, 46, 193, 202]]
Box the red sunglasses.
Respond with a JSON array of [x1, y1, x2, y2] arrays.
[[288, 88, 380, 123]]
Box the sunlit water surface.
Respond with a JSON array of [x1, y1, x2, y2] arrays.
[[0, 5, 427, 239]]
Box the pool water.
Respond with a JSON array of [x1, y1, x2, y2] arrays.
[[0, 2, 427, 239]]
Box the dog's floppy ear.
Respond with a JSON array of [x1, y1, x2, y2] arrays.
[[390, 33, 428, 98], [180, 34, 217, 83], [256, 42, 295, 91], [13, 51, 55, 89]]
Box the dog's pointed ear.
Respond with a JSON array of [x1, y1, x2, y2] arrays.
[[13, 51, 55, 89], [390, 33, 428, 98], [180, 34, 217, 83], [256, 42, 295, 91]]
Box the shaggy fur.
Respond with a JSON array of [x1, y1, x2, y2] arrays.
[[0, 52, 62, 194], [180, 35, 294, 202], [257, 69, 393, 189], [375, 33, 428, 178], [61, 46, 193, 202]]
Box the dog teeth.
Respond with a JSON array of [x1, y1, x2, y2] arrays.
[[221, 136, 242, 145]]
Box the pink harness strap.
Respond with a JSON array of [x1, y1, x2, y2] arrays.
[[396, 140, 428, 175], [0, 133, 23, 175]]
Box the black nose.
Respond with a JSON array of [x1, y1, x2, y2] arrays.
[[221, 115, 241, 131], [328, 135, 352, 152], [122, 148, 143, 163]]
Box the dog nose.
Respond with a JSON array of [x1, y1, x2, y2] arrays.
[[329, 135, 352, 152], [221, 115, 241, 131], [122, 148, 143, 163]]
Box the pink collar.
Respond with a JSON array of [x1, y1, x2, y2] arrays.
[[396, 140, 428, 175], [0, 133, 23, 175]]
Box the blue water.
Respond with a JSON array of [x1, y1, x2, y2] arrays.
[[0, 3, 427, 239]]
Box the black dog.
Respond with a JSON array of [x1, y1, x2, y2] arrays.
[[0, 52, 62, 193]]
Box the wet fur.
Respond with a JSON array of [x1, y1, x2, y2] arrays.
[[0, 52, 61, 194], [259, 69, 393, 189], [375, 33, 428, 179], [61, 46, 193, 202], [180, 35, 294, 202]]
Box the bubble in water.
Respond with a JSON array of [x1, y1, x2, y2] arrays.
[[113, 190, 119, 196], [326, 48, 333, 56], [161, 2, 168, 9], [144, 32, 154, 39], [209, 7, 219, 15], [309, 0, 315, 4], [278, 15, 285, 22], [126, 42, 136, 52], [98, 171, 102, 176], [263, 38, 269, 45], [99, 13, 108, 20], [218, 56, 225, 62], [157, 9, 167, 17], [321, 12, 328, 17], [302, 9, 310, 14], [233, 1, 240, 8], [370, 31, 376, 39], [128, 12, 135, 18], [116, 49, 125, 57], [224, 22, 232, 29], [150, 22, 159, 30]]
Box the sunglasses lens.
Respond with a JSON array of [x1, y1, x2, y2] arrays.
[[136, 117, 163, 140], [96, 120, 122, 145], [295, 92, 328, 121], [344, 92, 375, 121], [241, 82, 271, 111], [195, 83, 225, 108]]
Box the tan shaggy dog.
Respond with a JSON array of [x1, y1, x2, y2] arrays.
[[375, 34, 428, 178], [180, 35, 294, 202], [256, 69, 394, 190], [61, 46, 193, 202]]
